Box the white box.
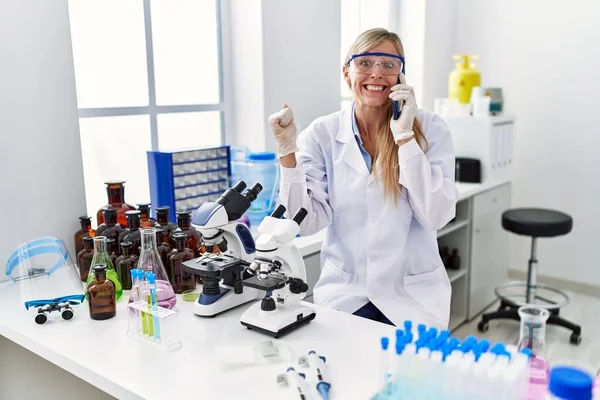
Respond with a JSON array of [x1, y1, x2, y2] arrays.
[[443, 114, 516, 183]]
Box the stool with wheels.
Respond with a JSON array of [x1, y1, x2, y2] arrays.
[[477, 208, 582, 345]]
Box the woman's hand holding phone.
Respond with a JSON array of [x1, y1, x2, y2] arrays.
[[389, 73, 417, 144]]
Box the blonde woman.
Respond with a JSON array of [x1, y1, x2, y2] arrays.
[[268, 28, 458, 328]]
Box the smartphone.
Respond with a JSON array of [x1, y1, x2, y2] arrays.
[[393, 76, 402, 120]]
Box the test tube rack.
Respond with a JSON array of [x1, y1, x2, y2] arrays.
[[147, 146, 231, 222], [126, 300, 182, 352]]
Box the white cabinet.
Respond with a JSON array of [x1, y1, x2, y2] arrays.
[[468, 183, 511, 319]]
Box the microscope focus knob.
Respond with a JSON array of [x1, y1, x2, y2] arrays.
[[289, 278, 309, 294], [261, 296, 277, 311]]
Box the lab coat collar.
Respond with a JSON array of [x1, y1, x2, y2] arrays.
[[335, 108, 370, 177]]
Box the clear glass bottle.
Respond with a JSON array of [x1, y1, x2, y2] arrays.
[[115, 241, 138, 290], [86, 236, 123, 300], [155, 228, 171, 279], [118, 210, 142, 257], [74, 216, 96, 255], [134, 227, 176, 309], [106, 238, 119, 266], [167, 232, 196, 294], [517, 306, 550, 359], [87, 264, 116, 320], [137, 202, 157, 228], [96, 181, 136, 227], [96, 206, 124, 244], [155, 206, 176, 244], [77, 236, 94, 282]]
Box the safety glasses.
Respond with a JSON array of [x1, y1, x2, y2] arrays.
[[346, 52, 405, 76]]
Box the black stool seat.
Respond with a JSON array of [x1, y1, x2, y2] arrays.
[[502, 208, 573, 237]]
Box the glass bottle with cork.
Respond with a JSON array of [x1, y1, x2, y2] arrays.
[[96, 206, 124, 243], [137, 202, 157, 228], [96, 181, 136, 227], [86, 236, 123, 300], [77, 236, 95, 282], [167, 232, 196, 294], [118, 210, 142, 257], [155, 206, 176, 244], [74, 216, 96, 255], [115, 241, 138, 290], [87, 264, 117, 320]]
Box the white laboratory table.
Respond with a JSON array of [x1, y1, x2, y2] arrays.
[[0, 179, 511, 400]]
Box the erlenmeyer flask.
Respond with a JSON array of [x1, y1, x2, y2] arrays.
[[86, 236, 123, 300], [517, 305, 549, 359], [135, 228, 176, 309]]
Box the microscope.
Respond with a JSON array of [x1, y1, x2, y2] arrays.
[[183, 181, 263, 317], [240, 204, 316, 338]]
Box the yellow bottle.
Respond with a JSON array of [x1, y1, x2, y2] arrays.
[[448, 55, 481, 104]]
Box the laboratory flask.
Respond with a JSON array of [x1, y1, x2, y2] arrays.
[[230, 147, 280, 227], [86, 236, 123, 300], [134, 227, 176, 309], [517, 305, 550, 359]]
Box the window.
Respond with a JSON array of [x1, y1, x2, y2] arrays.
[[68, 0, 227, 219], [340, 0, 393, 110]]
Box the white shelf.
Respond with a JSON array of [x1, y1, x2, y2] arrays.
[[437, 219, 469, 238], [449, 313, 466, 331], [448, 268, 468, 283]]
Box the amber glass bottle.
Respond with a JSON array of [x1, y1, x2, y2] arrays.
[[87, 265, 116, 320], [118, 211, 142, 257], [74, 216, 96, 255], [167, 232, 196, 294], [96, 206, 124, 243], [97, 181, 136, 227], [77, 236, 94, 282], [155, 206, 176, 243], [171, 211, 202, 256], [115, 241, 138, 290], [106, 238, 119, 266], [137, 202, 157, 228], [155, 228, 171, 278]]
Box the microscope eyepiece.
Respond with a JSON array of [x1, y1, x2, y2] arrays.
[[242, 183, 263, 202], [231, 180, 247, 193], [270, 204, 286, 219], [292, 208, 308, 225]]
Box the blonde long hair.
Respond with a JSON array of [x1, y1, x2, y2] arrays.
[[344, 28, 428, 203]]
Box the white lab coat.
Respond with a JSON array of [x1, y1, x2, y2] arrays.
[[279, 108, 458, 329]]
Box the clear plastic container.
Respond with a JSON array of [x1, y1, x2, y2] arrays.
[[518, 306, 550, 359], [230, 147, 279, 227], [4, 237, 85, 324]]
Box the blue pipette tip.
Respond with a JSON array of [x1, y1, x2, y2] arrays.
[[317, 382, 331, 400], [395, 329, 404, 338], [491, 343, 506, 355], [406, 332, 414, 344], [448, 337, 460, 348], [465, 335, 478, 344], [404, 320, 412, 332], [381, 337, 390, 350], [418, 323, 427, 332], [428, 327, 438, 339], [478, 339, 491, 352], [395, 342, 404, 355], [146, 271, 156, 284]]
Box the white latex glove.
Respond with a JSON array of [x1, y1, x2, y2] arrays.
[[389, 73, 418, 143], [268, 103, 298, 158]]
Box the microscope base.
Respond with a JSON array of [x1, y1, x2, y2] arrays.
[[240, 302, 316, 338], [193, 286, 260, 317]]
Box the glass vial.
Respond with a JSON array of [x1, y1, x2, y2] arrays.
[[77, 236, 95, 282], [86, 236, 123, 300], [115, 241, 138, 290], [96, 206, 124, 244], [87, 264, 116, 320], [118, 210, 142, 257], [167, 232, 196, 294], [74, 216, 96, 255], [137, 202, 157, 228], [155, 206, 177, 244], [135, 227, 176, 309], [97, 181, 136, 227]]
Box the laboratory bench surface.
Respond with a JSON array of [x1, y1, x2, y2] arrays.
[[0, 179, 511, 399]]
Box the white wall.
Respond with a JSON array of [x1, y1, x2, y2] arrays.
[[228, 0, 341, 153], [453, 0, 600, 286], [0, 1, 86, 281]]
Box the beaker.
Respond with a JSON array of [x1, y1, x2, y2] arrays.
[[517, 306, 550, 358]]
